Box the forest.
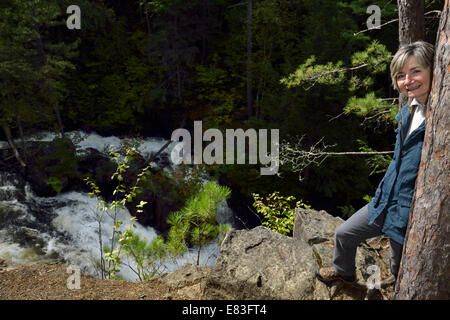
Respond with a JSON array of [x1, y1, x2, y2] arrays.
[[0, 0, 444, 227]]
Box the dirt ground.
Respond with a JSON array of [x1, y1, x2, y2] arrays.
[[0, 259, 394, 301], [0, 260, 197, 300]]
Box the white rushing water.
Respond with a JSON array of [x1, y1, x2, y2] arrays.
[[15, 131, 173, 164], [0, 131, 234, 281]]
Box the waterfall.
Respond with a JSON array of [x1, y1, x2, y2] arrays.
[[0, 131, 235, 281]]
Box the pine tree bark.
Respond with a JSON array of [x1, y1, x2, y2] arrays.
[[394, 0, 449, 299], [397, 0, 425, 46], [397, 0, 425, 107], [246, 0, 253, 119]]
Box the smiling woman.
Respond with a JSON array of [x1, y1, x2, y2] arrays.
[[316, 40, 435, 287], [390, 41, 434, 106], [395, 56, 431, 105]]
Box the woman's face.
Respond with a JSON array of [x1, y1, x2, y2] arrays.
[[396, 55, 432, 105]]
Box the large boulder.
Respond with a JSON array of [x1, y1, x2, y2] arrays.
[[23, 139, 77, 197], [203, 226, 319, 299], [201, 208, 394, 300]]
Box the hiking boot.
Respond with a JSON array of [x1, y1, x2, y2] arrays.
[[316, 267, 357, 285], [380, 275, 396, 289]]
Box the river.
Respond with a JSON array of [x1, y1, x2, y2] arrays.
[[0, 131, 234, 281]]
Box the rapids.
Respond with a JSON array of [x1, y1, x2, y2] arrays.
[[0, 131, 234, 281]]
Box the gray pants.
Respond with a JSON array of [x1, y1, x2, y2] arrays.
[[333, 204, 403, 278]]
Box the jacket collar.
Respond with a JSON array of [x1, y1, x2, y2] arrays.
[[408, 98, 422, 114], [395, 103, 412, 147]]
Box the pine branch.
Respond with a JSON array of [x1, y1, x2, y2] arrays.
[[302, 63, 369, 82]]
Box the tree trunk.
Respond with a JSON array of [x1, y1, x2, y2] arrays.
[[0, 119, 26, 168], [53, 103, 65, 138], [15, 111, 27, 162], [246, 0, 253, 119], [397, 0, 425, 107], [397, 0, 425, 46], [394, 0, 449, 299]]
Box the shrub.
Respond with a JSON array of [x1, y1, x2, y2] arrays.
[[166, 181, 231, 265], [252, 191, 310, 236]]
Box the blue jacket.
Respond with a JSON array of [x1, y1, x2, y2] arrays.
[[368, 104, 425, 245]]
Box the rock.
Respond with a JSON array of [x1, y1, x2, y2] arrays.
[[11, 227, 47, 255], [294, 208, 394, 299], [0, 172, 26, 202], [200, 208, 394, 300], [0, 202, 26, 228], [202, 226, 319, 300], [293, 208, 344, 244], [76, 147, 117, 197], [156, 264, 211, 300], [24, 139, 78, 197], [157, 263, 211, 288]]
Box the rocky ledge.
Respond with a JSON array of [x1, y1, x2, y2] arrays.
[[201, 208, 394, 300]]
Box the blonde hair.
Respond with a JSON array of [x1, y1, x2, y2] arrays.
[[390, 41, 435, 92]]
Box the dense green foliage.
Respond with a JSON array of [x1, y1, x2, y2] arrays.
[[253, 191, 310, 236], [0, 0, 443, 221]]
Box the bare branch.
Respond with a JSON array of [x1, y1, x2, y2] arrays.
[[280, 136, 393, 181], [353, 10, 441, 36], [360, 109, 391, 125], [227, 2, 247, 9], [327, 110, 347, 122], [312, 151, 393, 156], [280, 136, 334, 181], [354, 18, 398, 36]]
